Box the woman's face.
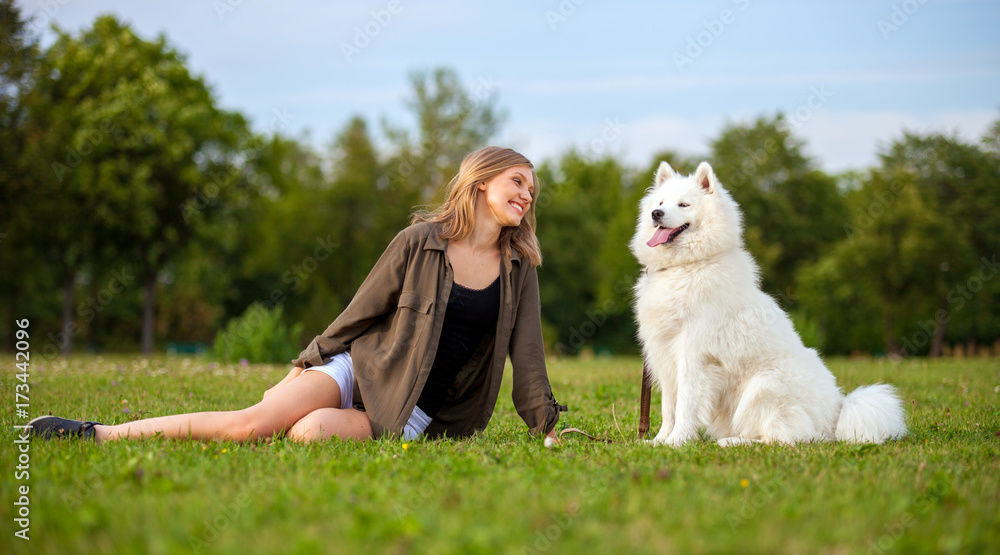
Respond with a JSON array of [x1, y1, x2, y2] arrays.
[[478, 165, 534, 227]]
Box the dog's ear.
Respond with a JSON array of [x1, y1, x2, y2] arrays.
[[654, 161, 676, 187], [693, 162, 717, 194]]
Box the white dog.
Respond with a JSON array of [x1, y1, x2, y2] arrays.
[[631, 161, 907, 447]]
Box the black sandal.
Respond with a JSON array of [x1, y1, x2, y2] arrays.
[[27, 416, 102, 440]]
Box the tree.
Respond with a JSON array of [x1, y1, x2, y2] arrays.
[[0, 0, 37, 194], [796, 242, 884, 355], [980, 110, 1000, 157], [0, 0, 76, 353], [535, 151, 636, 354], [0, 0, 37, 178], [29, 16, 251, 354], [227, 118, 402, 341], [224, 67, 505, 346], [219, 133, 321, 339], [831, 169, 959, 356], [589, 150, 699, 355], [709, 115, 848, 304], [384, 67, 505, 201], [326, 116, 406, 306], [875, 132, 999, 355]]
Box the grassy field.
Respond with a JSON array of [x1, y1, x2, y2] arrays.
[[2, 354, 998, 554]]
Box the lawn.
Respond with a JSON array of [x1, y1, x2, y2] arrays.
[[2, 355, 998, 554]]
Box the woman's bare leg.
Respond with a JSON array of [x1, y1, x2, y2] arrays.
[[286, 408, 373, 442], [93, 371, 342, 443]]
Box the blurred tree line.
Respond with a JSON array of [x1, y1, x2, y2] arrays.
[[2, 8, 998, 360]]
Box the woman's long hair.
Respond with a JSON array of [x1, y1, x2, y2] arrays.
[[412, 146, 542, 266]]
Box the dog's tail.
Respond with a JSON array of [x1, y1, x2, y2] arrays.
[[835, 384, 907, 443]]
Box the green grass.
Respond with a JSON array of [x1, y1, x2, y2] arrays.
[[2, 355, 998, 554]]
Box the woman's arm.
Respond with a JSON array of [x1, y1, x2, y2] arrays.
[[509, 265, 563, 436], [292, 228, 412, 369]]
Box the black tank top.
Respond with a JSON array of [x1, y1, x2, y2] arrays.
[[417, 276, 501, 417]]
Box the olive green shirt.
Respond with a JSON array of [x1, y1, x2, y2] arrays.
[[292, 221, 561, 439]]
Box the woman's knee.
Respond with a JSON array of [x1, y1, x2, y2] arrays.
[[286, 413, 317, 442], [287, 408, 372, 442], [287, 409, 335, 442], [225, 407, 284, 441]]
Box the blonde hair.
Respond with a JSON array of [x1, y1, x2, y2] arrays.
[[412, 146, 543, 267]]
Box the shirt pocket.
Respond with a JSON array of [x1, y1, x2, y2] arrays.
[[394, 290, 434, 346], [398, 290, 434, 314]]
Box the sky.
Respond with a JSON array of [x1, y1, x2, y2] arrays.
[[20, 0, 1000, 174]]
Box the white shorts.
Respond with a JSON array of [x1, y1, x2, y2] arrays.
[[301, 352, 432, 440]]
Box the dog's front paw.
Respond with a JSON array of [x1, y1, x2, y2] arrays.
[[652, 431, 695, 447], [717, 437, 761, 447]]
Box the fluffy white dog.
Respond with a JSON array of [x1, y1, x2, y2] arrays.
[[631, 161, 907, 447]]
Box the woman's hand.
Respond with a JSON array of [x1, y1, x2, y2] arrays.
[[544, 427, 559, 448], [262, 366, 304, 400]]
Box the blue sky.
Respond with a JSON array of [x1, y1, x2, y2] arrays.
[[23, 0, 1000, 173]]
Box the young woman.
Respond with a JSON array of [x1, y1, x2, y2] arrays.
[[30, 146, 564, 443]]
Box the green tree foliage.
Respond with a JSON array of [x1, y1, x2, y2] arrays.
[[384, 67, 504, 202], [876, 132, 1000, 354], [327, 116, 408, 309], [217, 68, 503, 349], [224, 133, 333, 342], [233, 118, 407, 340], [23, 16, 251, 353], [798, 169, 961, 356], [982, 111, 1000, 156], [0, 0, 43, 346], [0, 0, 37, 197], [709, 115, 849, 304], [536, 152, 640, 354], [798, 130, 998, 357]]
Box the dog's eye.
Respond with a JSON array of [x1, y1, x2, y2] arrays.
[[678, 202, 690, 208]]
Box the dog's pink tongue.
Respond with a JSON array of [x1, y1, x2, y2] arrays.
[[647, 227, 674, 247]]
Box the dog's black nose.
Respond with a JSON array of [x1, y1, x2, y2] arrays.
[[651, 209, 664, 221]]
